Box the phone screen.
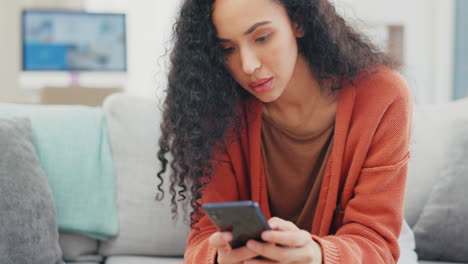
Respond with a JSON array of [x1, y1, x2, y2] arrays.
[[203, 201, 271, 249]]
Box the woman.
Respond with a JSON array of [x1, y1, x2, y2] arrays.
[[157, 0, 413, 263]]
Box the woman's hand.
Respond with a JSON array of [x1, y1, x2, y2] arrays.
[[208, 231, 259, 264], [244, 217, 323, 264]]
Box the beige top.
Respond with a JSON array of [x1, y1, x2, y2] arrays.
[[261, 112, 334, 232]]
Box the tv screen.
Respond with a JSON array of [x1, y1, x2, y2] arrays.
[[22, 10, 127, 72]]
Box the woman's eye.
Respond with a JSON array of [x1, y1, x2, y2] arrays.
[[222, 47, 234, 55], [256, 34, 270, 42]]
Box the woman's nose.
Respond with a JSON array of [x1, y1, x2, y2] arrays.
[[240, 47, 261, 75]]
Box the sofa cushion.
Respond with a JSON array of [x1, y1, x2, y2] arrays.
[[0, 104, 118, 240], [105, 256, 184, 264], [0, 118, 63, 264], [420, 262, 468, 264], [61, 262, 101, 264], [413, 120, 468, 262], [59, 232, 102, 262], [405, 98, 468, 227], [99, 94, 189, 256], [62, 262, 101, 264], [398, 219, 418, 264]]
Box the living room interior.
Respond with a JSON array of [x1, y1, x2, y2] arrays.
[[0, 0, 467, 263], [1, 0, 465, 105]]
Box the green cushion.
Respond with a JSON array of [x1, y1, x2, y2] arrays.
[[0, 103, 118, 240]]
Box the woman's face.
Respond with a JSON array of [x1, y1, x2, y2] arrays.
[[212, 0, 303, 103]]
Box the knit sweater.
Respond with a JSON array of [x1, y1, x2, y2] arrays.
[[185, 66, 413, 264]]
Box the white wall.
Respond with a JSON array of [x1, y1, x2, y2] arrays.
[[0, 0, 20, 101], [0, 0, 85, 102], [332, 0, 456, 104], [84, 0, 181, 100]]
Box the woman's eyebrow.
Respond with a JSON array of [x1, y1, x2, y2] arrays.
[[244, 21, 271, 35], [217, 21, 272, 42]]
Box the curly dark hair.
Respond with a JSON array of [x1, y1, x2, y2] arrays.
[[156, 0, 398, 228]]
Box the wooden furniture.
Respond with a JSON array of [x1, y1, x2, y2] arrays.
[[39, 87, 123, 106]]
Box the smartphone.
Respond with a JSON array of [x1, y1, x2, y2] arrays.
[[203, 201, 271, 249]]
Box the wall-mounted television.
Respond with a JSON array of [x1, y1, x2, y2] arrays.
[[22, 10, 127, 72]]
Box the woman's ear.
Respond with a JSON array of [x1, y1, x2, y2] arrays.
[[293, 12, 304, 38], [294, 22, 304, 38]]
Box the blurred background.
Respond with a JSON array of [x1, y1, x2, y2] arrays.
[[0, 0, 466, 105]]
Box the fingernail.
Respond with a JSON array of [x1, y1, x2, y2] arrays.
[[246, 240, 256, 249], [262, 232, 271, 240], [222, 233, 231, 241]]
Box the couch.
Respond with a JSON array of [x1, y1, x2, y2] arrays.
[[1, 93, 467, 264]]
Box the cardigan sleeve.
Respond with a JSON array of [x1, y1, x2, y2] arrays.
[[184, 146, 240, 263], [314, 77, 413, 264]]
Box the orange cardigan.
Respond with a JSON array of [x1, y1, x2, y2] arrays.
[[185, 67, 413, 264]]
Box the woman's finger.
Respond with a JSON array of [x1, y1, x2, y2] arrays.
[[208, 232, 232, 252], [246, 239, 319, 263], [267, 217, 300, 231], [221, 246, 259, 262], [246, 240, 291, 261], [261, 229, 311, 247]]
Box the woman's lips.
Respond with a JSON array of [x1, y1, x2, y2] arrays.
[[249, 77, 273, 93]]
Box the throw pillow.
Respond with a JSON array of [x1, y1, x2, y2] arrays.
[[0, 118, 63, 264], [413, 120, 468, 262], [0, 103, 118, 240], [99, 94, 189, 257], [405, 97, 468, 227]]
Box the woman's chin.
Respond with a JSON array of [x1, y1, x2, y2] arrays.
[[253, 92, 282, 103], [251, 94, 274, 103]]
